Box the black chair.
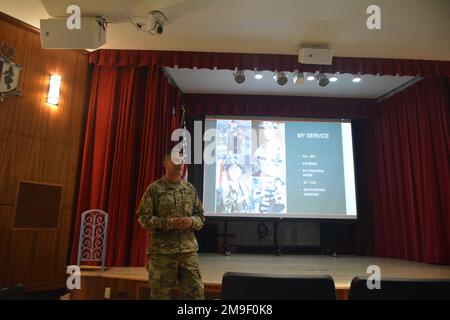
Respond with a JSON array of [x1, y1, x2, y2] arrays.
[[348, 276, 450, 300], [0, 284, 28, 300], [221, 272, 336, 300]]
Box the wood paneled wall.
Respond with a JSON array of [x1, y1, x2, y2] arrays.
[[69, 274, 223, 300], [0, 12, 90, 291]]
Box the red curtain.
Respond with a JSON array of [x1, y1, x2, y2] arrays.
[[70, 65, 180, 267], [184, 94, 376, 119], [367, 77, 450, 264], [89, 50, 450, 77]]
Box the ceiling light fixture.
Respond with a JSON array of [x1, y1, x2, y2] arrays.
[[329, 75, 338, 82], [233, 70, 246, 84], [306, 73, 316, 81], [317, 73, 330, 87], [274, 71, 288, 86], [352, 74, 362, 83], [292, 71, 304, 85], [254, 71, 263, 79]]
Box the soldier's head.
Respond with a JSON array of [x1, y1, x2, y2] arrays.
[[164, 148, 184, 182], [224, 156, 245, 181]]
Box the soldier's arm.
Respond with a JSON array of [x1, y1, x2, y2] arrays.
[[191, 189, 206, 231], [137, 185, 173, 231]]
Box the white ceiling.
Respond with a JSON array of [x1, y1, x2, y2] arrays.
[[1, 0, 449, 61], [165, 68, 416, 99]]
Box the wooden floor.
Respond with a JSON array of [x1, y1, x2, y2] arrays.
[[71, 253, 450, 300]]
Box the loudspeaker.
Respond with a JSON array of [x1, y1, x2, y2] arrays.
[[298, 47, 333, 65], [40, 18, 106, 49]]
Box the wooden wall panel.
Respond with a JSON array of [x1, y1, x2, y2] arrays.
[[69, 275, 224, 300], [0, 12, 90, 291]]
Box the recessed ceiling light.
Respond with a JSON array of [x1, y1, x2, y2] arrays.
[[329, 76, 338, 82], [352, 76, 361, 83], [306, 74, 316, 81], [254, 72, 263, 79]]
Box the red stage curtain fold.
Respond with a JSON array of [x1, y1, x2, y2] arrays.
[[89, 50, 450, 77], [368, 78, 450, 264], [129, 66, 181, 266], [70, 65, 179, 267]]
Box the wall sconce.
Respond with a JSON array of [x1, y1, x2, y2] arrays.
[[47, 75, 61, 106]]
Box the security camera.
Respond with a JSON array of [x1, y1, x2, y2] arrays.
[[146, 10, 167, 36], [133, 10, 167, 36]]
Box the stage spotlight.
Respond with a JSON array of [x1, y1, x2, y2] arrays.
[[352, 74, 361, 83], [306, 73, 316, 81], [329, 75, 338, 82], [292, 71, 304, 85], [317, 73, 329, 87], [274, 71, 288, 86], [254, 71, 263, 79], [233, 70, 246, 84]]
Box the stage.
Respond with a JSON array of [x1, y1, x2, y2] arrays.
[[69, 253, 450, 300]]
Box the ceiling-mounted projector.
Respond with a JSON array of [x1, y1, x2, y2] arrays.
[[299, 47, 333, 65], [40, 17, 106, 49]]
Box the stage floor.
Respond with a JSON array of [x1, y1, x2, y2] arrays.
[[82, 253, 450, 290]]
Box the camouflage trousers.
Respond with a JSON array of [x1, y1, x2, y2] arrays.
[[146, 252, 205, 300]]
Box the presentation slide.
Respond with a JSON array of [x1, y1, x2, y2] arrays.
[[203, 116, 357, 219]]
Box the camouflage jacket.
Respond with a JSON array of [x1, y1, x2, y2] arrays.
[[137, 178, 206, 255]]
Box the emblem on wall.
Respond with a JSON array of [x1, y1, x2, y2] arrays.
[[0, 42, 23, 102]]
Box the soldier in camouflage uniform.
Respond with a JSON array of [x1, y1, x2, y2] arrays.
[[216, 156, 250, 213], [137, 151, 206, 300]]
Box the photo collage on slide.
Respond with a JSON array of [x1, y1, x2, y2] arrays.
[[215, 119, 287, 214]]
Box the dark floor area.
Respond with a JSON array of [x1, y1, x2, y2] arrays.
[[0, 286, 68, 300]]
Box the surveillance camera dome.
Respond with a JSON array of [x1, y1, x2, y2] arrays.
[[135, 10, 167, 36], [156, 23, 163, 34]]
